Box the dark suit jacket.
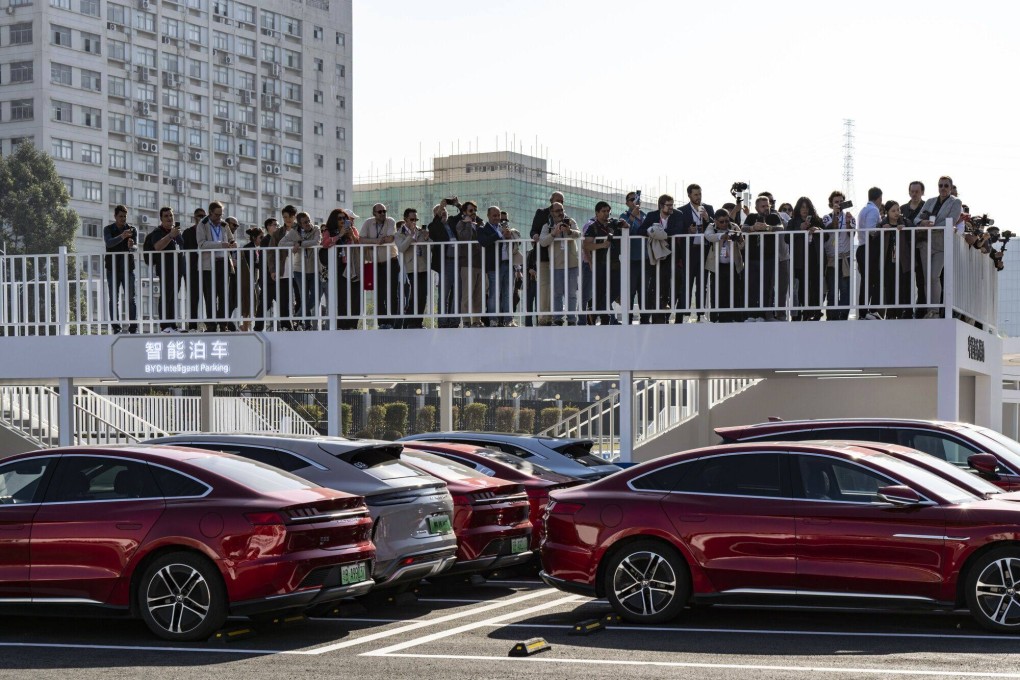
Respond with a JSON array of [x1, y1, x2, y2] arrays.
[[678, 202, 715, 239], [477, 222, 510, 271], [428, 216, 458, 272], [638, 210, 685, 237], [532, 207, 552, 261]]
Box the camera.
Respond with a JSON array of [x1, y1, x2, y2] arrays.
[[838, 200, 854, 210], [731, 182, 749, 195], [173, 221, 180, 229], [746, 213, 783, 228], [972, 214, 994, 228]]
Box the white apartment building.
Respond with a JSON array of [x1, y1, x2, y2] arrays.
[[0, 0, 352, 254]]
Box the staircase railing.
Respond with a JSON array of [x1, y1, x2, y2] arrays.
[[99, 394, 316, 435], [0, 386, 61, 448], [75, 387, 169, 445]]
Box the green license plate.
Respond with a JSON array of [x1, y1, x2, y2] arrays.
[[340, 561, 368, 586], [510, 536, 529, 554], [427, 514, 452, 534]]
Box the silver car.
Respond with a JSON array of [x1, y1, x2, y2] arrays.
[[147, 434, 457, 588], [398, 432, 621, 481]]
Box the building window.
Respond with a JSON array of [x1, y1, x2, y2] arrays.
[[50, 62, 72, 86], [51, 24, 72, 45], [52, 100, 72, 122], [283, 147, 301, 165], [79, 0, 99, 17], [335, 31, 345, 46], [107, 2, 126, 23], [11, 62, 34, 84], [52, 138, 73, 160], [313, 90, 323, 104], [283, 16, 300, 36], [134, 11, 155, 33], [313, 185, 323, 199], [135, 119, 156, 139], [109, 148, 127, 169], [11, 99, 34, 121], [335, 189, 346, 203], [81, 218, 101, 238], [81, 106, 101, 129], [61, 177, 73, 196], [50, 0, 70, 9], [81, 70, 101, 92], [236, 37, 255, 59], [108, 76, 127, 98], [283, 114, 301, 134], [136, 46, 156, 69], [109, 113, 127, 133], [235, 2, 254, 24], [336, 94, 346, 110], [315, 154, 323, 168], [313, 122, 323, 136], [313, 58, 323, 72], [81, 180, 102, 202], [82, 32, 101, 55], [335, 157, 345, 172], [109, 185, 127, 205], [283, 82, 301, 101], [80, 143, 101, 165], [313, 25, 322, 40], [284, 50, 301, 70], [335, 126, 345, 141], [109, 40, 127, 62], [335, 64, 345, 79], [10, 23, 33, 45]]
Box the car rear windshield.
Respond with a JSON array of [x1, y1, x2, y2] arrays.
[[324, 444, 428, 482], [551, 441, 613, 468], [482, 450, 558, 478], [402, 450, 490, 481], [186, 455, 313, 492]]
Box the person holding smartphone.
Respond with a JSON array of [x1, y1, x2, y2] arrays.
[[143, 206, 185, 333]]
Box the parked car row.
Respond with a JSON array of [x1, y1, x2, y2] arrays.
[[0, 432, 611, 641], [540, 418, 1020, 634]]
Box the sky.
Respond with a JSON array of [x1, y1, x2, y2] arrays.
[[353, 0, 1019, 222]]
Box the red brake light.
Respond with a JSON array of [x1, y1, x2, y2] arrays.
[[548, 501, 584, 516], [245, 511, 285, 526]]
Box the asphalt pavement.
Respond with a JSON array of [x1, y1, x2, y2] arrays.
[[1, 576, 1018, 680]]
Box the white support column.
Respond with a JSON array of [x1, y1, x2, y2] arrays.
[[618, 370, 634, 463], [937, 365, 959, 423], [327, 374, 342, 436], [199, 384, 215, 432], [974, 373, 1002, 431], [58, 378, 73, 447], [439, 380, 453, 431], [697, 377, 712, 448]]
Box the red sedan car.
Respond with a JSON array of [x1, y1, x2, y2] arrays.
[[541, 442, 1020, 632], [0, 446, 375, 641], [398, 449, 533, 575], [402, 441, 582, 551]]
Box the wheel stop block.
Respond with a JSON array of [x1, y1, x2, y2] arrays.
[[603, 613, 622, 625], [508, 637, 551, 657], [569, 618, 605, 636], [209, 626, 257, 643]]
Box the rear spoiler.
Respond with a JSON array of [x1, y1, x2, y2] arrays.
[[324, 443, 405, 469]]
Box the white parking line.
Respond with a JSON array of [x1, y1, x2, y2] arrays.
[[302, 588, 559, 655], [362, 595, 580, 657], [0, 642, 291, 656], [417, 598, 488, 604], [374, 652, 1020, 678], [486, 622, 1020, 642]]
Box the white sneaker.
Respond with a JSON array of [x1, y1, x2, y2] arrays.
[[161, 327, 174, 333], [864, 312, 881, 320]]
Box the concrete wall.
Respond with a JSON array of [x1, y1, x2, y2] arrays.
[[0, 425, 43, 459], [634, 376, 938, 463]]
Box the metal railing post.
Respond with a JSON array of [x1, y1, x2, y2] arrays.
[[57, 247, 69, 336]]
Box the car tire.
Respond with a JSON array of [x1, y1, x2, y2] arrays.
[[603, 539, 690, 624], [966, 547, 1020, 633], [138, 551, 227, 641]]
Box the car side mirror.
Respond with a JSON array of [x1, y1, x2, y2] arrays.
[[877, 485, 924, 506], [968, 453, 1000, 477]]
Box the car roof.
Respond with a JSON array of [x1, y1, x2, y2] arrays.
[[0, 444, 237, 464], [401, 431, 593, 445], [716, 418, 971, 439]]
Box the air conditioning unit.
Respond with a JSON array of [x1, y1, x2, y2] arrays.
[[150, 143, 158, 153], [171, 115, 182, 124], [174, 180, 185, 192], [239, 124, 249, 137], [225, 157, 236, 167], [273, 165, 281, 175], [161, 36, 171, 44], [272, 196, 282, 208], [271, 64, 281, 77], [138, 0, 150, 8], [141, 214, 150, 224], [192, 151, 203, 161], [264, 164, 273, 173], [223, 55, 233, 65], [107, 21, 117, 30], [223, 121, 234, 134], [137, 141, 147, 152], [138, 102, 151, 116], [214, 185, 227, 193]]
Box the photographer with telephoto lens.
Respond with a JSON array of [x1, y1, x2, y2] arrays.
[[583, 201, 622, 325], [704, 209, 744, 323], [821, 191, 855, 321]]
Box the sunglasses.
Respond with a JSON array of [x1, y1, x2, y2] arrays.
[[374, 209, 387, 214], [938, 183, 951, 188]]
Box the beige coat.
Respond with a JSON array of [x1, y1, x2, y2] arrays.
[[395, 224, 431, 275], [539, 219, 580, 269], [196, 217, 236, 271], [278, 225, 320, 276], [704, 221, 745, 274]]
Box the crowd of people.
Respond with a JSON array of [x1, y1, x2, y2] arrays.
[[99, 174, 1004, 332]]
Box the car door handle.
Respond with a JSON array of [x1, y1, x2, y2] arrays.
[[116, 523, 143, 530], [802, 518, 831, 525], [678, 515, 707, 522]]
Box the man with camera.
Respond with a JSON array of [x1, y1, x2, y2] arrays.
[[428, 199, 462, 328], [704, 209, 744, 322], [478, 206, 513, 327], [856, 187, 885, 320], [396, 207, 431, 329], [742, 195, 784, 322], [583, 201, 622, 325], [913, 175, 962, 318], [451, 200, 485, 327], [678, 184, 714, 323], [104, 204, 139, 334], [143, 206, 185, 333], [539, 202, 581, 325], [821, 191, 855, 321], [531, 192, 564, 326], [619, 192, 646, 323]]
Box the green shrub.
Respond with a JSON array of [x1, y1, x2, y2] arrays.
[[493, 406, 515, 432], [462, 403, 488, 431], [366, 404, 386, 438], [381, 429, 403, 441], [451, 405, 460, 430], [517, 408, 535, 434], [384, 401, 409, 435], [540, 407, 562, 432], [414, 405, 436, 433], [293, 404, 325, 428], [341, 403, 353, 436], [354, 429, 374, 439]]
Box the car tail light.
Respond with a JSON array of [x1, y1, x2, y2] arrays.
[[245, 511, 285, 526], [548, 500, 584, 516]]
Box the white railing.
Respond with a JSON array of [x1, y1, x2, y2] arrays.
[[75, 387, 169, 445], [100, 394, 316, 435], [539, 377, 764, 460], [0, 386, 61, 448], [0, 223, 1000, 335]]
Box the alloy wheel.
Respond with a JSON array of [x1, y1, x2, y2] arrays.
[[145, 563, 213, 636], [973, 557, 1020, 628], [611, 550, 678, 617]]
